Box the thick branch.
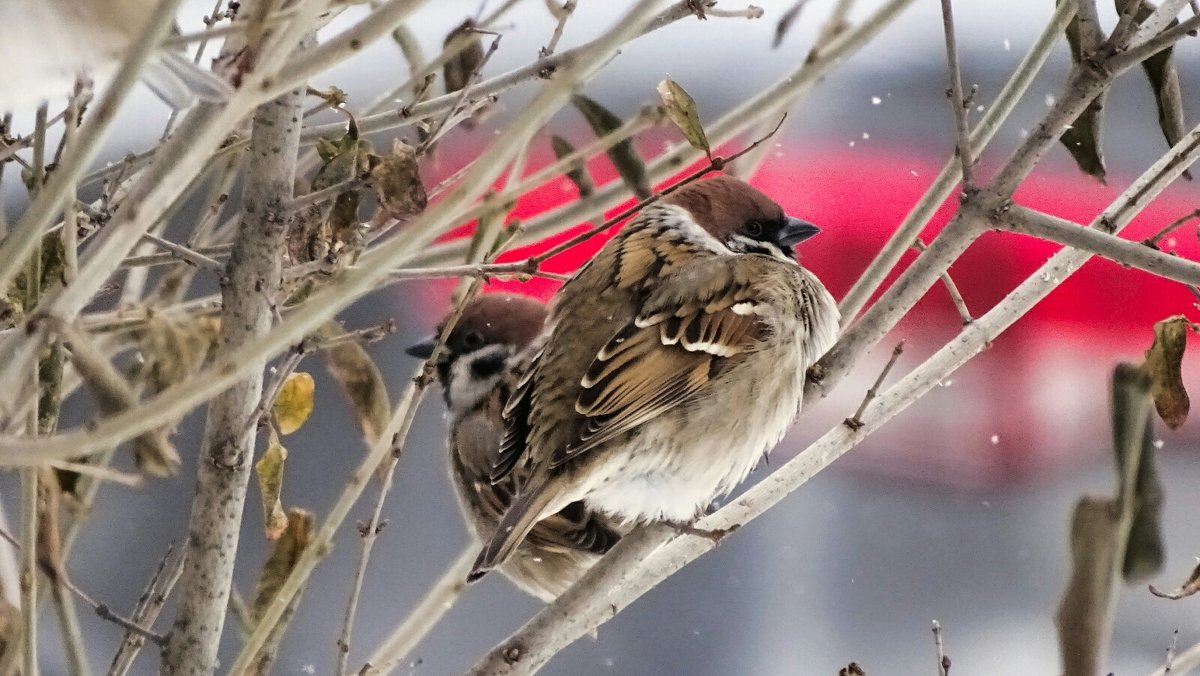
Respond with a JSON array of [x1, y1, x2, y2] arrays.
[[160, 43, 305, 676], [994, 202, 1200, 287]]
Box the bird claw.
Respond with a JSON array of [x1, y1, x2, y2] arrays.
[[665, 520, 739, 543]]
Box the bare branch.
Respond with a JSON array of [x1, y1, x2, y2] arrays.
[[161, 27, 308, 673], [358, 547, 475, 674], [992, 201, 1200, 287], [938, 0, 975, 188], [844, 341, 904, 431], [839, 0, 1075, 323]]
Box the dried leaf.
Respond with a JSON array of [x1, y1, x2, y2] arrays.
[[1124, 399, 1165, 580], [1055, 495, 1121, 676], [370, 139, 427, 222], [773, 0, 811, 48], [1149, 559, 1200, 600], [1059, 0, 1108, 182], [1059, 96, 1108, 183], [443, 19, 485, 94], [139, 315, 221, 393], [255, 429, 290, 540], [75, 324, 185, 477], [1115, 0, 1193, 180], [550, 135, 595, 198], [295, 127, 374, 266], [251, 507, 313, 619], [319, 322, 390, 443], [1108, 362, 1163, 581], [273, 372, 315, 435], [657, 79, 711, 158], [1142, 315, 1190, 429], [572, 94, 651, 199]]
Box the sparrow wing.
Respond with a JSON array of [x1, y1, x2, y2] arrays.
[[554, 257, 768, 467], [491, 344, 541, 484]]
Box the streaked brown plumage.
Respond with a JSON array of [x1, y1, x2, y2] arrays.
[[408, 293, 622, 601], [471, 175, 840, 579]]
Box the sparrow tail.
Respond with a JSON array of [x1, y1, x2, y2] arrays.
[[469, 479, 560, 582]]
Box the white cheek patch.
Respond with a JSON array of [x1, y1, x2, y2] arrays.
[[446, 345, 509, 413]]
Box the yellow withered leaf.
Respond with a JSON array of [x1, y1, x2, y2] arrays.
[[1142, 315, 1191, 429], [273, 372, 315, 435], [657, 79, 711, 158], [255, 429, 290, 541]]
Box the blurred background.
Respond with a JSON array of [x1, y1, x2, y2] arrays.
[[3, 0, 1200, 673]]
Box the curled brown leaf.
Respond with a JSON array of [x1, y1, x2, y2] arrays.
[[1142, 315, 1191, 429]]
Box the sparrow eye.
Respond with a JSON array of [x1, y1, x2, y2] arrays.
[[463, 331, 485, 349], [745, 221, 764, 238]]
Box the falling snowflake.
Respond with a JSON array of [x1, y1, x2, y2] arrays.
[[1154, 439, 1165, 449], [1045, 93, 1057, 107], [990, 434, 1000, 445], [871, 96, 882, 105], [1003, 38, 1011, 51], [862, 132, 870, 140]]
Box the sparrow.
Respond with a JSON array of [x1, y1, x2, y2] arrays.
[[0, 0, 232, 112], [408, 292, 623, 601], [471, 174, 840, 579]]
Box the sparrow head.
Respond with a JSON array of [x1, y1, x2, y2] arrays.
[[406, 293, 547, 410], [664, 174, 821, 262]]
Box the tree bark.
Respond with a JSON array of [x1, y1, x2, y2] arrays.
[[160, 83, 303, 676]]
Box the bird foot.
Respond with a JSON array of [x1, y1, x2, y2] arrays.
[[664, 520, 739, 543]]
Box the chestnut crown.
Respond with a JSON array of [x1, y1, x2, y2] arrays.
[[664, 174, 820, 259], [405, 292, 547, 361]]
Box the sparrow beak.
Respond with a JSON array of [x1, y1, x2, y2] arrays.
[[405, 335, 439, 359], [777, 216, 821, 248]]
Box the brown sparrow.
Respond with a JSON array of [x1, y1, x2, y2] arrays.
[[408, 292, 622, 601], [471, 175, 840, 579], [0, 0, 232, 111]]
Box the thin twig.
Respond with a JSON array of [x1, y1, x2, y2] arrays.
[[358, 547, 475, 674], [540, 0, 577, 56], [139, 233, 225, 271], [939, 0, 975, 189], [107, 543, 186, 676], [1166, 630, 1181, 675], [844, 341, 904, 431], [913, 239, 972, 324], [19, 469, 38, 676], [58, 579, 166, 646], [1143, 208, 1200, 248], [1148, 636, 1200, 676], [335, 440, 401, 675], [933, 621, 950, 676]]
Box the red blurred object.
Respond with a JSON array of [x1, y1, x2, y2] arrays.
[[418, 138, 1199, 487]]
